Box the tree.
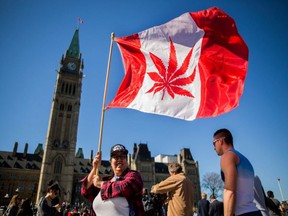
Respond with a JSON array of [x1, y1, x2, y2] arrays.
[[201, 172, 224, 198]]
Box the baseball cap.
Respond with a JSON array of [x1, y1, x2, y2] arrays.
[[110, 144, 128, 157]]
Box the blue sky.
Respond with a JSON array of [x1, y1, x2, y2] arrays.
[[1, 0, 287, 201]]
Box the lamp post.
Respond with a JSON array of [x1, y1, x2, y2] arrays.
[[277, 177, 284, 202]]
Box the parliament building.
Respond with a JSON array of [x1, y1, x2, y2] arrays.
[[0, 29, 201, 207]]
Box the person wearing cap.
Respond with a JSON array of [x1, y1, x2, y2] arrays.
[[81, 144, 145, 216], [36, 180, 62, 216]]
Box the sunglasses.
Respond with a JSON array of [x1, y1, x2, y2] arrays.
[[213, 139, 220, 146], [213, 137, 225, 146]]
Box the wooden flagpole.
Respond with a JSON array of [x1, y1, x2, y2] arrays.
[[96, 32, 115, 175]]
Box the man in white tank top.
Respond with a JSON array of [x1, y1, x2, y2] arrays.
[[213, 129, 261, 216]]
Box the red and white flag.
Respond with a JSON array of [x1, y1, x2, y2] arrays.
[[107, 7, 248, 121]]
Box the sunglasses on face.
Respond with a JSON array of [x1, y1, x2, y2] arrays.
[[213, 139, 220, 146], [213, 137, 225, 146]]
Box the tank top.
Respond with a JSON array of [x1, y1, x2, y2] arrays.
[[226, 149, 259, 215]]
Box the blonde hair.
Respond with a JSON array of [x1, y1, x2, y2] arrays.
[[8, 194, 19, 207], [201, 193, 207, 199]]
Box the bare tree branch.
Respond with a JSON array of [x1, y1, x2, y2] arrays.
[[201, 172, 224, 198]]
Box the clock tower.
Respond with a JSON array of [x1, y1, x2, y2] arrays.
[[36, 29, 84, 203]]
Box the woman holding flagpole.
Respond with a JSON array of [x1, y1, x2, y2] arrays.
[[80, 144, 145, 216]]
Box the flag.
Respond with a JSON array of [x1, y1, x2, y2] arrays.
[[107, 7, 248, 121], [78, 17, 84, 24]]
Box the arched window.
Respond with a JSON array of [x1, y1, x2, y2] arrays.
[[69, 84, 72, 95], [61, 82, 65, 93], [65, 83, 69, 93], [73, 85, 76, 95], [67, 105, 72, 112], [60, 104, 65, 111], [54, 157, 63, 174]]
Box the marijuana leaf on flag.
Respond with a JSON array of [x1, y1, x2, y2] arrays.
[[146, 38, 196, 100], [107, 7, 248, 121]]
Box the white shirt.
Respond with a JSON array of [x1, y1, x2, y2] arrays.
[[93, 192, 129, 216]]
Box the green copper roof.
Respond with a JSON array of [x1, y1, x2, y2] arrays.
[[34, 143, 44, 155], [76, 148, 84, 158], [67, 29, 80, 59]]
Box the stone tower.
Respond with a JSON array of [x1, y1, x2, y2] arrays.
[[36, 29, 84, 203]]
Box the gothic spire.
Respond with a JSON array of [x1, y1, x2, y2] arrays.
[[66, 29, 80, 59]]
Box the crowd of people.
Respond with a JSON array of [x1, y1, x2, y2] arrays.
[[2, 129, 288, 216]]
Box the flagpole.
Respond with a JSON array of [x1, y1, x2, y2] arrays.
[[277, 177, 285, 201], [77, 17, 80, 29], [96, 32, 115, 174]]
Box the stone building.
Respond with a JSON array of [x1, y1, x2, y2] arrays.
[[0, 142, 201, 207]]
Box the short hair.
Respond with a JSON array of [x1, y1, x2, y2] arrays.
[[168, 162, 182, 174], [267, 190, 274, 198], [47, 180, 60, 192], [214, 128, 233, 145], [201, 193, 207, 199], [210, 194, 216, 199]]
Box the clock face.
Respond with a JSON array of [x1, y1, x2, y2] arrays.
[[67, 62, 76, 71]]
